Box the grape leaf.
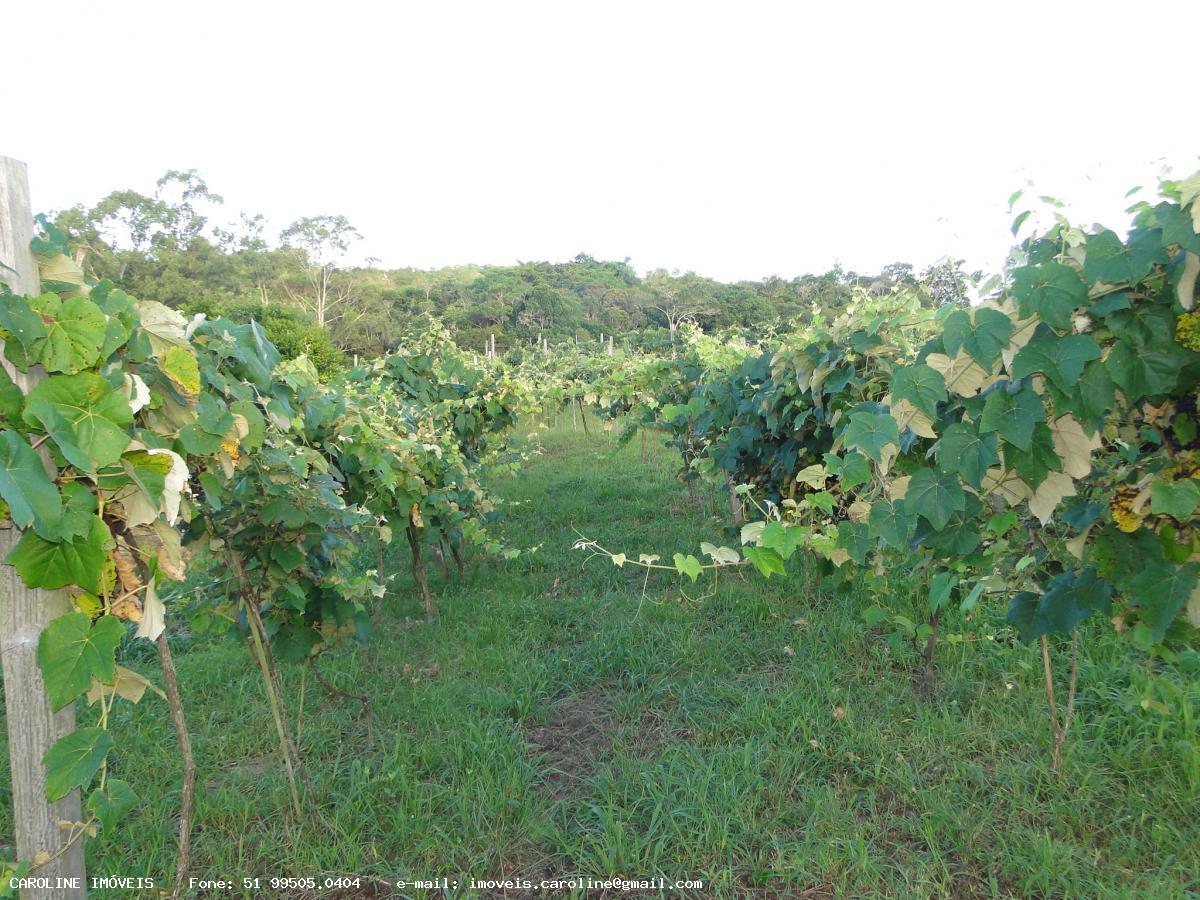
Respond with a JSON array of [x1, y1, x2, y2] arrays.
[[744, 546, 786, 578], [1083, 228, 1167, 286], [28, 294, 107, 375], [936, 422, 999, 490], [672, 552, 702, 582], [979, 384, 1047, 451], [843, 411, 899, 463], [942, 307, 1014, 367], [43, 727, 113, 801], [87, 778, 138, 833], [7, 515, 111, 593], [37, 613, 124, 711], [1007, 568, 1112, 642], [1150, 479, 1200, 520], [23, 373, 133, 472], [905, 467, 966, 531], [1011, 327, 1101, 393], [868, 498, 915, 548], [890, 364, 946, 419], [1011, 263, 1087, 329], [0, 430, 63, 539]]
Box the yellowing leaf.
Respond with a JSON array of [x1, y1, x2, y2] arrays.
[[700, 542, 741, 565], [134, 580, 165, 641], [122, 373, 150, 413], [160, 346, 201, 397], [981, 467, 1033, 506], [1050, 415, 1102, 479], [1066, 523, 1095, 560], [135, 301, 189, 356], [925, 351, 992, 397], [794, 464, 828, 489], [86, 665, 163, 705], [889, 398, 937, 438], [740, 521, 766, 545], [148, 449, 188, 526], [39, 253, 86, 290], [1029, 471, 1076, 525], [888, 476, 911, 500], [1178, 252, 1199, 312], [847, 500, 871, 523]]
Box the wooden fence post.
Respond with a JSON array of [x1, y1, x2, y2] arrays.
[[0, 157, 87, 897]]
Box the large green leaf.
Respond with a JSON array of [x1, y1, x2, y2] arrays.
[[744, 545, 786, 578], [936, 422, 999, 490], [1011, 263, 1087, 329], [760, 521, 804, 560], [1127, 562, 1199, 643], [941, 307, 1014, 367], [37, 613, 124, 711], [270, 543, 306, 572], [836, 522, 872, 564], [890, 364, 946, 419], [28, 294, 107, 375], [1106, 339, 1186, 401], [1153, 202, 1200, 254], [843, 411, 899, 463], [1010, 327, 1101, 393], [0, 292, 48, 352], [7, 515, 111, 593], [1006, 567, 1112, 642], [824, 452, 871, 489], [905, 467, 966, 531], [1002, 422, 1062, 489], [43, 727, 113, 801], [0, 366, 23, 427], [0, 430, 63, 539], [1151, 479, 1200, 520], [868, 498, 914, 548], [1083, 228, 1167, 286], [1047, 358, 1115, 426], [979, 384, 1046, 452], [24, 373, 133, 472]]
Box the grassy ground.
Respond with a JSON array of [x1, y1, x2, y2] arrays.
[[3, 422, 1200, 898]]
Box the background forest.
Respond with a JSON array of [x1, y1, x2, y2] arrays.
[[52, 170, 976, 373]]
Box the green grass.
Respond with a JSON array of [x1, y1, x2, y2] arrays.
[[3, 422, 1200, 897]]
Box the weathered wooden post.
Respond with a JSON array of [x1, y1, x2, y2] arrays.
[[0, 157, 87, 896]]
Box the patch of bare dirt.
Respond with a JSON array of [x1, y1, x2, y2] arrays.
[[525, 688, 616, 796]]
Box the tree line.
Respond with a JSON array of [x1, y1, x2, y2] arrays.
[[52, 170, 976, 371]]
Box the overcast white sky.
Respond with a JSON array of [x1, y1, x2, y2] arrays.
[[4, 1, 1198, 282]]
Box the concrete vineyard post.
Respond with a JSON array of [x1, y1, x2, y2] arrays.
[[0, 156, 87, 897]]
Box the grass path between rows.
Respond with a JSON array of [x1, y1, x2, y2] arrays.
[[3, 423, 1200, 897]]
